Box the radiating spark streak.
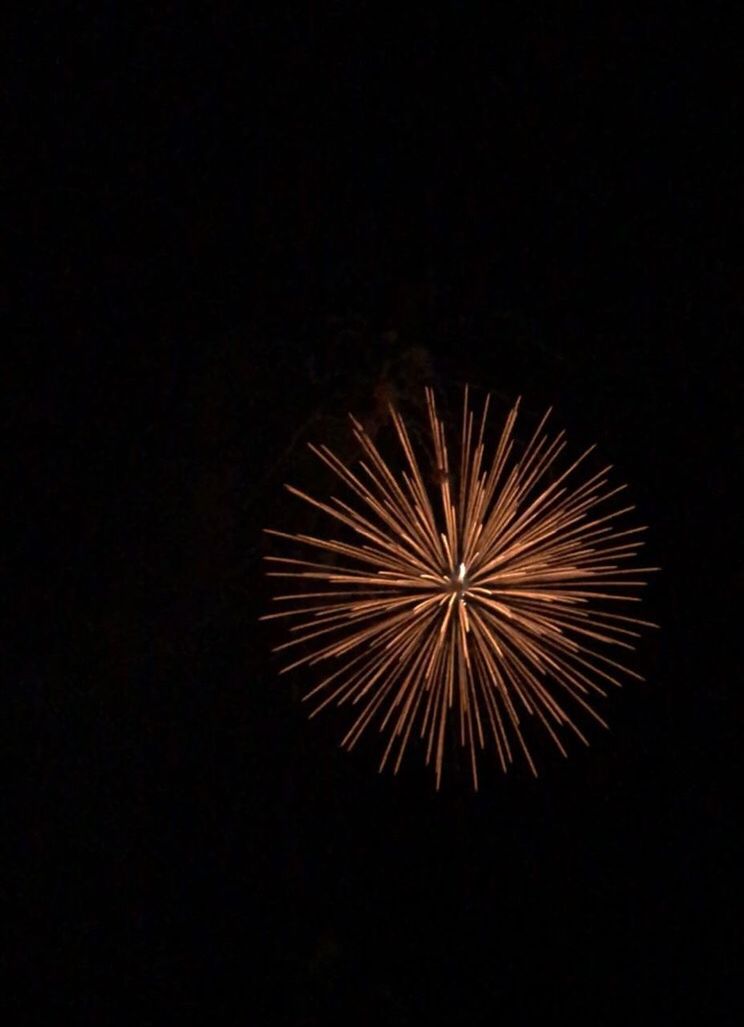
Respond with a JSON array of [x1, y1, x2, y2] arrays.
[[262, 388, 658, 788]]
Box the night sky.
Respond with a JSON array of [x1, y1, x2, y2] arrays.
[[12, 5, 740, 1024]]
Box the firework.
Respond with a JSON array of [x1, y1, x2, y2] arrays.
[[262, 388, 657, 788]]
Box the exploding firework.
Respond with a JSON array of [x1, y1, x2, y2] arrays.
[[262, 388, 657, 788]]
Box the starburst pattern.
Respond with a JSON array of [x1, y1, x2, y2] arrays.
[[262, 388, 657, 788]]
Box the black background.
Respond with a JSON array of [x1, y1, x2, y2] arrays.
[[11, 5, 740, 1024]]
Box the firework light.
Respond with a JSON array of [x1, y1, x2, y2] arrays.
[[262, 388, 657, 789]]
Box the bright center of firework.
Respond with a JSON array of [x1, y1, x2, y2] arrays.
[[448, 561, 469, 597]]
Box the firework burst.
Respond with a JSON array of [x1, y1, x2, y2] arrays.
[[262, 388, 657, 788]]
